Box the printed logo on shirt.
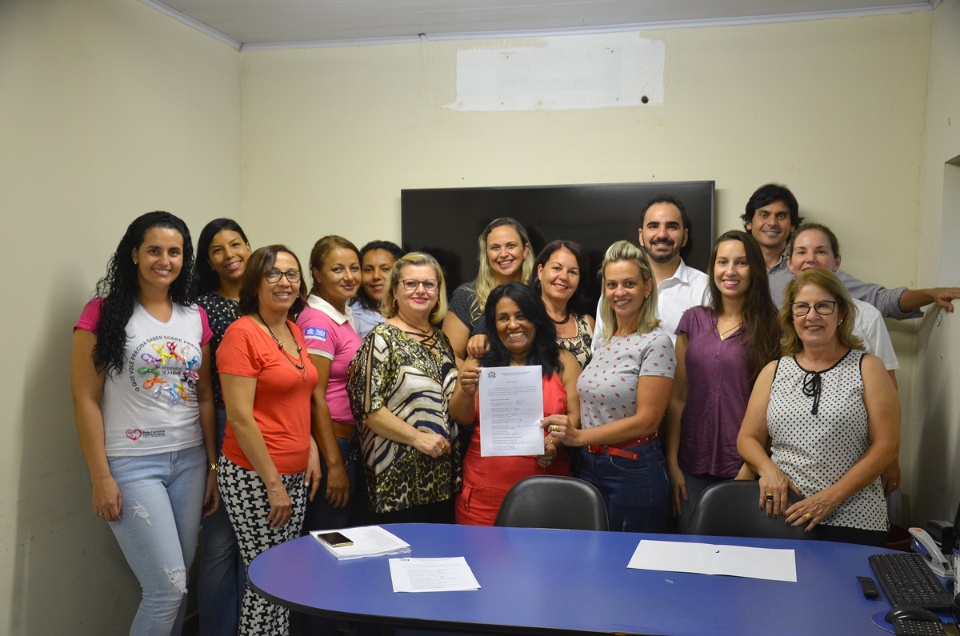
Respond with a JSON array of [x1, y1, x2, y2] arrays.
[[305, 327, 328, 342], [125, 428, 166, 441]]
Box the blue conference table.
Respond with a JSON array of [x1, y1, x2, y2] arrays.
[[248, 522, 902, 635]]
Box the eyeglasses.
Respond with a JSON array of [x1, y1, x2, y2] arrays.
[[399, 279, 438, 292], [265, 269, 301, 283], [790, 301, 837, 317]]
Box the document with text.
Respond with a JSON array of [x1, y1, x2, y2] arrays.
[[478, 365, 544, 457], [389, 557, 481, 592], [627, 540, 797, 582]]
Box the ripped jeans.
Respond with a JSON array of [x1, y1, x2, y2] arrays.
[[107, 444, 206, 636]]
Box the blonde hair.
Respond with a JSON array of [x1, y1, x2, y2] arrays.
[[382, 252, 448, 325], [779, 269, 863, 356], [471, 218, 535, 320], [599, 240, 660, 340]]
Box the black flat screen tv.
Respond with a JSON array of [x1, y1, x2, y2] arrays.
[[401, 181, 716, 311]]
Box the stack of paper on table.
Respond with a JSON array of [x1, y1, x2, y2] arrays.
[[310, 526, 411, 560]]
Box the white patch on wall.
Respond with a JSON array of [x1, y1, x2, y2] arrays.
[[447, 34, 665, 112]]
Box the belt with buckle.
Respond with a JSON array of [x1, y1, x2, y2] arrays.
[[586, 432, 658, 461]]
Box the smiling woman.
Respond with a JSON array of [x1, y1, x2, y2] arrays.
[[70, 211, 219, 635], [193, 218, 252, 636], [449, 282, 581, 526], [737, 269, 899, 547], [216, 245, 323, 636], [442, 217, 534, 363], [664, 231, 780, 532]]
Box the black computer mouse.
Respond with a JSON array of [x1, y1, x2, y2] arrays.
[[885, 605, 942, 623]]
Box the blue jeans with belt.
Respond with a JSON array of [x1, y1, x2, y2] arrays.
[[577, 439, 671, 533]]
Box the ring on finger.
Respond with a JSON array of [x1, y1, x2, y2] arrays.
[[804, 512, 813, 521]]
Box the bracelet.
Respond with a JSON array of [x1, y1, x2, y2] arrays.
[[208, 462, 218, 473]]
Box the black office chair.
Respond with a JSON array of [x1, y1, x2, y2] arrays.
[[685, 480, 817, 540], [494, 475, 609, 531]]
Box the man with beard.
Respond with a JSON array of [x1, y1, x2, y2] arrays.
[[593, 195, 709, 346]]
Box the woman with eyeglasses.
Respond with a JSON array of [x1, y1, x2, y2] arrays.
[[193, 218, 251, 636], [443, 217, 535, 363], [216, 245, 322, 635], [71, 211, 219, 635], [737, 269, 899, 546], [665, 231, 780, 532], [348, 253, 461, 524]]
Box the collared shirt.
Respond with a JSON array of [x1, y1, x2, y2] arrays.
[[296, 294, 361, 423], [592, 259, 709, 347], [851, 298, 899, 371], [768, 252, 917, 320]]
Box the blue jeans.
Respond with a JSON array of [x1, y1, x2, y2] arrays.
[[107, 444, 206, 636], [298, 435, 363, 636], [577, 439, 671, 533], [302, 435, 362, 531], [197, 408, 244, 636]]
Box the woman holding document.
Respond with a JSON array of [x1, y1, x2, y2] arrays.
[[547, 241, 675, 533], [347, 252, 461, 524], [450, 282, 581, 525]]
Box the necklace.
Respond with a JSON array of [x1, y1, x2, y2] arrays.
[[256, 312, 306, 373], [550, 312, 570, 325], [395, 314, 441, 359], [718, 317, 744, 341]]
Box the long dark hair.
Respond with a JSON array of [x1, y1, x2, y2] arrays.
[[527, 239, 590, 315], [93, 211, 195, 375], [194, 218, 249, 295], [238, 245, 308, 318], [707, 231, 780, 383], [352, 240, 403, 311], [480, 282, 560, 378]]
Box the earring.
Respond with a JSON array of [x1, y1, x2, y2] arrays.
[[133, 260, 138, 265]]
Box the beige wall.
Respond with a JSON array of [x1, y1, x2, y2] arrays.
[[912, 0, 960, 528], [241, 14, 930, 286], [2, 0, 955, 632], [0, 0, 241, 632], [240, 9, 932, 514]]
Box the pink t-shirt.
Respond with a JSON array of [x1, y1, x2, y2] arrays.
[[296, 296, 361, 424]]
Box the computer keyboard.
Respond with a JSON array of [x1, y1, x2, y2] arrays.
[[893, 618, 948, 636], [869, 553, 954, 611]]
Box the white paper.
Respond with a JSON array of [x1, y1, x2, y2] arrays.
[[478, 365, 544, 457], [311, 526, 411, 560], [389, 557, 481, 593], [627, 540, 797, 583]]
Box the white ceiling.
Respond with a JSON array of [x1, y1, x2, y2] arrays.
[[143, 0, 937, 49]]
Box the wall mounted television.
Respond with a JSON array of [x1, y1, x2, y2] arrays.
[[401, 181, 716, 312]]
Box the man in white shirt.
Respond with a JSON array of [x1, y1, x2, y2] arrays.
[[593, 195, 709, 346], [786, 222, 901, 495]]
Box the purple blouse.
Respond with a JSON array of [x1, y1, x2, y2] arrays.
[[676, 306, 752, 479]]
